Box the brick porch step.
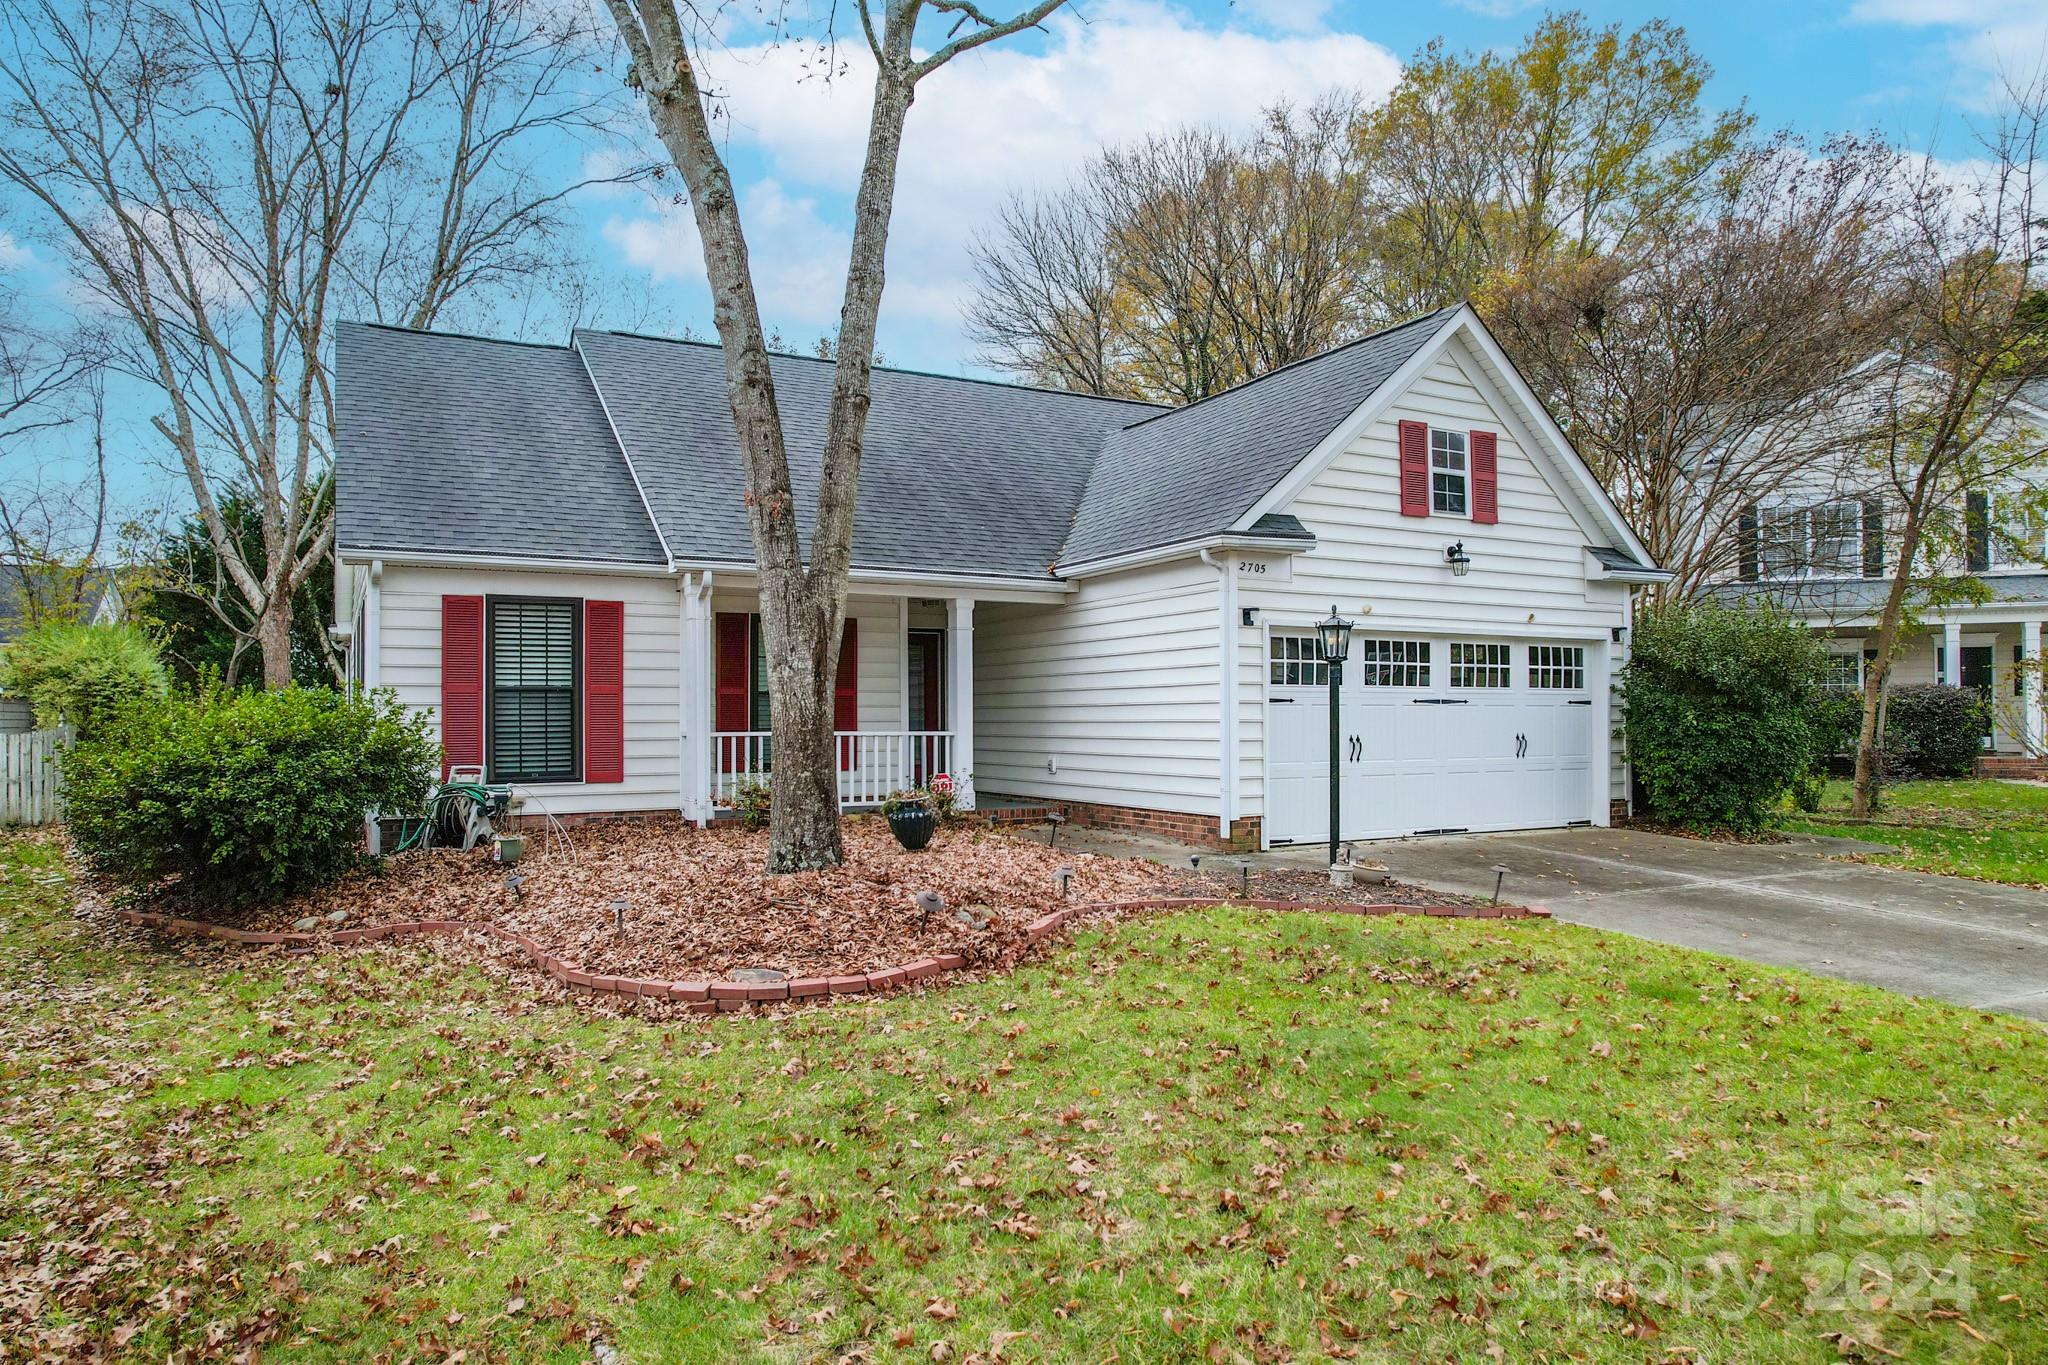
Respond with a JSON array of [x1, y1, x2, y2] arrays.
[[1976, 755, 2048, 779]]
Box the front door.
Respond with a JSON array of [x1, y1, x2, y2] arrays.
[[1962, 645, 1995, 748]]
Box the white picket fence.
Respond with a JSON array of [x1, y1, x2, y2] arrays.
[[1, 725, 71, 826]]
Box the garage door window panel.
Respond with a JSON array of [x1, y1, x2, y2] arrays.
[[1529, 645, 1586, 690], [1450, 642, 1511, 688], [1269, 632, 1331, 687], [1358, 638, 1430, 687]]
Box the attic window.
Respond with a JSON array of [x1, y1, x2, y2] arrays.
[[1430, 429, 1468, 515]]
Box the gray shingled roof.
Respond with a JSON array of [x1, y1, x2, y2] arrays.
[[334, 324, 669, 565], [1711, 574, 2048, 618], [334, 310, 1481, 579], [1057, 307, 1458, 566], [569, 330, 1159, 578]]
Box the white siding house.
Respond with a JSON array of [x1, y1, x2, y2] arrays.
[[335, 304, 1664, 851]]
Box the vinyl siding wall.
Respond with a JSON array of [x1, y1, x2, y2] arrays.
[[974, 560, 1220, 815], [1234, 340, 1632, 820], [375, 564, 683, 816]]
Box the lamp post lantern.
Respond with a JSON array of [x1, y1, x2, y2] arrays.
[[1316, 604, 1355, 874]]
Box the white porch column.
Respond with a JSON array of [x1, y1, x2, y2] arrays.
[[1943, 620, 1963, 689], [680, 572, 715, 825], [948, 596, 976, 809], [2024, 619, 2044, 753]]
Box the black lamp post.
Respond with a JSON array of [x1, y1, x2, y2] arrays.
[[1316, 604, 1355, 873]]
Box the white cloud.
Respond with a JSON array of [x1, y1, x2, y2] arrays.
[[600, 0, 1401, 356], [0, 232, 30, 272], [1443, 0, 1543, 16], [1849, 0, 2048, 107]]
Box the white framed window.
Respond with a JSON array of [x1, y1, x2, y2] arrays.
[[1269, 632, 1329, 688], [1989, 491, 2048, 570], [1757, 504, 1808, 578], [1430, 429, 1468, 515], [1449, 641, 1511, 688], [1757, 500, 1863, 579], [1358, 638, 1431, 687], [1821, 650, 1862, 692], [1528, 645, 1586, 690], [1810, 501, 1861, 576]]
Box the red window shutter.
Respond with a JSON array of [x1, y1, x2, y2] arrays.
[[584, 600, 624, 783], [1398, 419, 1430, 517], [834, 620, 858, 770], [439, 595, 485, 781], [715, 612, 749, 773], [1470, 430, 1498, 525]]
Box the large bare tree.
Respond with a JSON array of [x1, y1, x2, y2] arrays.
[[1846, 82, 2048, 817], [602, 0, 1068, 871], [0, 0, 638, 686], [0, 280, 113, 623], [967, 96, 1374, 402], [1482, 136, 1910, 598]]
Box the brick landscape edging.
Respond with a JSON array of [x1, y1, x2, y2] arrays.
[[112, 897, 1550, 1014]]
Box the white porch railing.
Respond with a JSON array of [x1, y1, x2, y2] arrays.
[[712, 730, 954, 809]]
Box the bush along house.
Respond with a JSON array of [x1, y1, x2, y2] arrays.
[[332, 303, 1666, 852]]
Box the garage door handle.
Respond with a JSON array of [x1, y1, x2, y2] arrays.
[[1413, 698, 1469, 705], [1348, 735, 1362, 762], [1515, 733, 1528, 758]]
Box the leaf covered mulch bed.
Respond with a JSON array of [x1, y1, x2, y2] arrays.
[[104, 818, 1482, 988]]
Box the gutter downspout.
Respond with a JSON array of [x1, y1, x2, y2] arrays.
[[681, 570, 715, 825], [1202, 549, 1238, 843]]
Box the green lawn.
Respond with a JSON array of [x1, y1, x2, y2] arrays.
[[1779, 778, 2048, 887], [5, 834, 2046, 1363]]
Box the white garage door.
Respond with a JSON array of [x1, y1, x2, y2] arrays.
[[1265, 633, 1595, 845]]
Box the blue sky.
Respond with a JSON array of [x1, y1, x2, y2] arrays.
[[571, 0, 2041, 375], [3, 0, 2044, 521]]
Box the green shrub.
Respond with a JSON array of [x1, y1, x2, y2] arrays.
[[1882, 684, 1988, 778], [0, 621, 168, 737], [1619, 602, 1831, 834], [63, 685, 437, 905]]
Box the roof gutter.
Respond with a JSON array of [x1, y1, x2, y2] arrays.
[[340, 548, 677, 576], [1058, 530, 1317, 580]]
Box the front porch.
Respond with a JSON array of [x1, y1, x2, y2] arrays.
[[1818, 613, 2045, 756], [677, 576, 982, 821]]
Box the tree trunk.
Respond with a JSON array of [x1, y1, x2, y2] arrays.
[[1850, 510, 1924, 817], [256, 594, 295, 689], [763, 605, 843, 872]]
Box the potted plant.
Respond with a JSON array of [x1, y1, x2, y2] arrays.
[[881, 789, 937, 851]]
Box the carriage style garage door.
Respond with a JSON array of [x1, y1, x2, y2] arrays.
[[1265, 632, 1595, 845]]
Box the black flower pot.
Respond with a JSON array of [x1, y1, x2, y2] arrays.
[[887, 805, 936, 851]]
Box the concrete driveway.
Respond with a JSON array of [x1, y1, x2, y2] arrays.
[[1339, 826, 2048, 1020]]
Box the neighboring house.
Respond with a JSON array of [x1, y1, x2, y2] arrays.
[[332, 303, 1666, 851], [1709, 372, 2048, 764], [0, 564, 123, 733]]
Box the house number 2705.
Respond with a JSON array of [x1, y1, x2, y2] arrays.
[[1237, 561, 1267, 574]]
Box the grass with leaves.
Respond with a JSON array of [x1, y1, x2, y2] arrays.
[[1780, 777, 2048, 887], [3, 831, 2045, 1363]]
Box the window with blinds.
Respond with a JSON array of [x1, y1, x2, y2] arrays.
[[487, 597, 580, 783]]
